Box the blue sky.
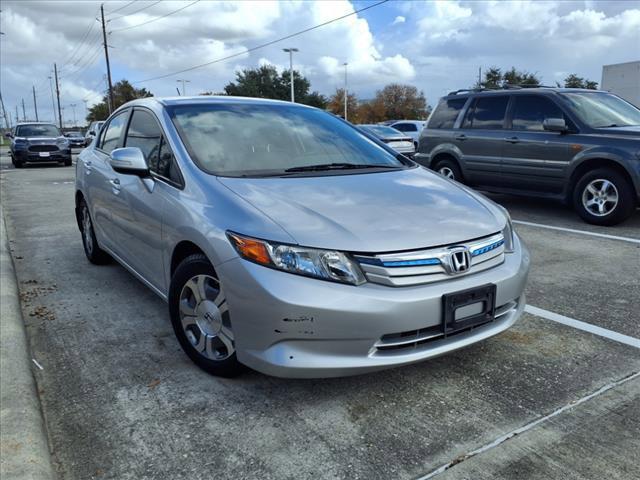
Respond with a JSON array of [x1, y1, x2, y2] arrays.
[[1, 1, 638, 125]]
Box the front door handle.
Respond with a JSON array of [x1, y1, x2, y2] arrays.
[[83, 159, 93, 173], [454, 134, 467, 141], [504, 136, 520, 144], [109, 178, 121, 194]]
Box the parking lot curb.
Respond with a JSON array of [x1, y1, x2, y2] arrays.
[[0, 205, 55, 480]]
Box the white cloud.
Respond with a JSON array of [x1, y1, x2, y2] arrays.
[[392, 16, 406, 25]]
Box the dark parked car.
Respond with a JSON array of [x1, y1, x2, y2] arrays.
[[65, 131, 86, 149], [416, 88, 640, 225], [7, 123, 72, 168]]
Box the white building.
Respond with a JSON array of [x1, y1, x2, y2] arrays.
[[601, 61, 640, 107]]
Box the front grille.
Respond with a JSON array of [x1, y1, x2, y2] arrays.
[[28, 145, 59, 152], [354, 232, 505, 287], [374, 299, 518, 354]]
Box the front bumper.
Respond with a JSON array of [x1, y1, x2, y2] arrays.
[[13, 149, 71, 163], [217, 235, 530, 378]]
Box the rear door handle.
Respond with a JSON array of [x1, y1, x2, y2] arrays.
[[454, 134, 467, 141], [504, 136, 520, 144]]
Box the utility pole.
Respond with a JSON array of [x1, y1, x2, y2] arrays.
[[283, 48, 299, 102], [54, 63, 63, 129], [15, 105, 19, 125], [478, 66, 482, 87], [343, 62, 348, 121], [82, 99, 88, 126], [101, 4, 114, 113], [48, 76, 56, 123], [32, 85, 39, 122], [0, 91, 11, 129], [21, 98, 26, 122], [176, 79, 190, 96]]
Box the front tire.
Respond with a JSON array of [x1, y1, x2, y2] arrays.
[[169, 254, 244, 378], [79, 200, 111, 264], [573, 168, 635, 226]]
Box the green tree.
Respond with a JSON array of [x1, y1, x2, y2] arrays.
[[562, 74, 598, 89], [373, 83, 428, 120], [476, 67, 541, 89], [223, 64, 327, 108], [86, 80, 152, 122]]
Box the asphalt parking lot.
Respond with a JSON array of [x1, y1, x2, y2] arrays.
[[1, 147, 638, 480]]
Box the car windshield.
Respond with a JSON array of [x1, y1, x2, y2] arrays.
[[169, 103, 406, 177], [360, 125, 403, 137], [559, 92, 640, 128], [15, 124, 61, 137]]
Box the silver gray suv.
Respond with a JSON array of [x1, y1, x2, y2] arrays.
[[417, 88, 640, 225], [75, 96, 529, 378]]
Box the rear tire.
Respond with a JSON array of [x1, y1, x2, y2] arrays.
[[573, 168, 635, 226], [79, 200, 111, 264], [169, 254, 244, 378], [433, 158, 463, 182]]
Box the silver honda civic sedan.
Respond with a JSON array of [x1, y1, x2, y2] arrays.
[[75, 96, 529, 378]]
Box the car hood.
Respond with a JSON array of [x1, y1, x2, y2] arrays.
[[217, 167, 504, 253], [591, 125, 640, 137]]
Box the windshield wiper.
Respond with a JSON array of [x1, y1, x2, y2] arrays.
[[596, 124, 620, 128], [284, 163, 400, 173]]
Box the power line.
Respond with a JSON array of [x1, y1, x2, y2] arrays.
[[110, 0, 200, 33], [107, 0, 162, 20], [59, 8, 100, 68], [104, 0, 137, 15], [131, 0, 389, 85]]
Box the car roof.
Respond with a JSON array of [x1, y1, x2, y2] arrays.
[[122, 95, 313, 109], [442, 87, 604, 100]]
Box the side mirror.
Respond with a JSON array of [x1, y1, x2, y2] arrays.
[[64, 133, 70, 137], [109, 147, 149, 177], [4, 132, 13, 138], [88, 131, 96, 136], [543, 118, 568, 133]]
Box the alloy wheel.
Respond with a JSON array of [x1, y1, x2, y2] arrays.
[[438, 166, 455, 180], [582, 179, 619, 217], [178, 274, 234, 361], [82, 205, 94, 255]]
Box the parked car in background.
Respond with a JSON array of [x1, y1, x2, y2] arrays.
[[358, 124, 415, 158], [84, 121, 105, 146], [7, 122, 72, 168], [417, 88, 640, 226], [389, 120, 426, 148], [65, 131, 86, 149], [75, 96, 529, 378]]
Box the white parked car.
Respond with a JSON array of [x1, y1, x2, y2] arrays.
[[358, 124, 415, 158], [389, 120, 426, 147]]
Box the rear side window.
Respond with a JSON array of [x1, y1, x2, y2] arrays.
[[100, 112, 128, 154], [511, 95, 566, 131], [428, 98, 467, 129], [394, 123, 418, 132], [464, 96, 509, 130]]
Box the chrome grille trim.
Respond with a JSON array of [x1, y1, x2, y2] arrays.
[[354, 232, 505, 287]]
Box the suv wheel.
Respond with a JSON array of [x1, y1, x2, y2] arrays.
[[169, 254, 244, 378], [433, 158, 462, 182], [79, 200, 111, 264], [573, 168, 635, 226]]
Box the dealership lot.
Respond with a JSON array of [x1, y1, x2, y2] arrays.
[[1, 149, 638, 479]]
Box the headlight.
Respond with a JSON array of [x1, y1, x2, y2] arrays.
[[57, 138, 69, 147], [227, 232, 366, 285], [14, 138, 28, 147], [501, 213, 515, 253]]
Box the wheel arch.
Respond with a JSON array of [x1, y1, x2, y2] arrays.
[[567, 157, 637, 202], [170, 241, 211, 278]]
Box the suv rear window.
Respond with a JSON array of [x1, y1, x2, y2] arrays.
[[428, 98, 467, 129], [463, 96, 509, 130]]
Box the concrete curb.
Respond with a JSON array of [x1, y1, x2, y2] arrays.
[[0, 204, 55, 479]]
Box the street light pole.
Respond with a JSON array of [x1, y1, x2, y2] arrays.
[[343, 62, 348, 121], [283, 48, 299, 102], [70, 103, 77, 127], [176, 79, 190, 96]]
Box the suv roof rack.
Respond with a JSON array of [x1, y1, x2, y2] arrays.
[[447, 84, 556, 95]]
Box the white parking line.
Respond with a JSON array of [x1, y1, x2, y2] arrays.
[[525, 304, 640, 349], [417, 370, 640, 479], [512, 220, 640, 244]]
